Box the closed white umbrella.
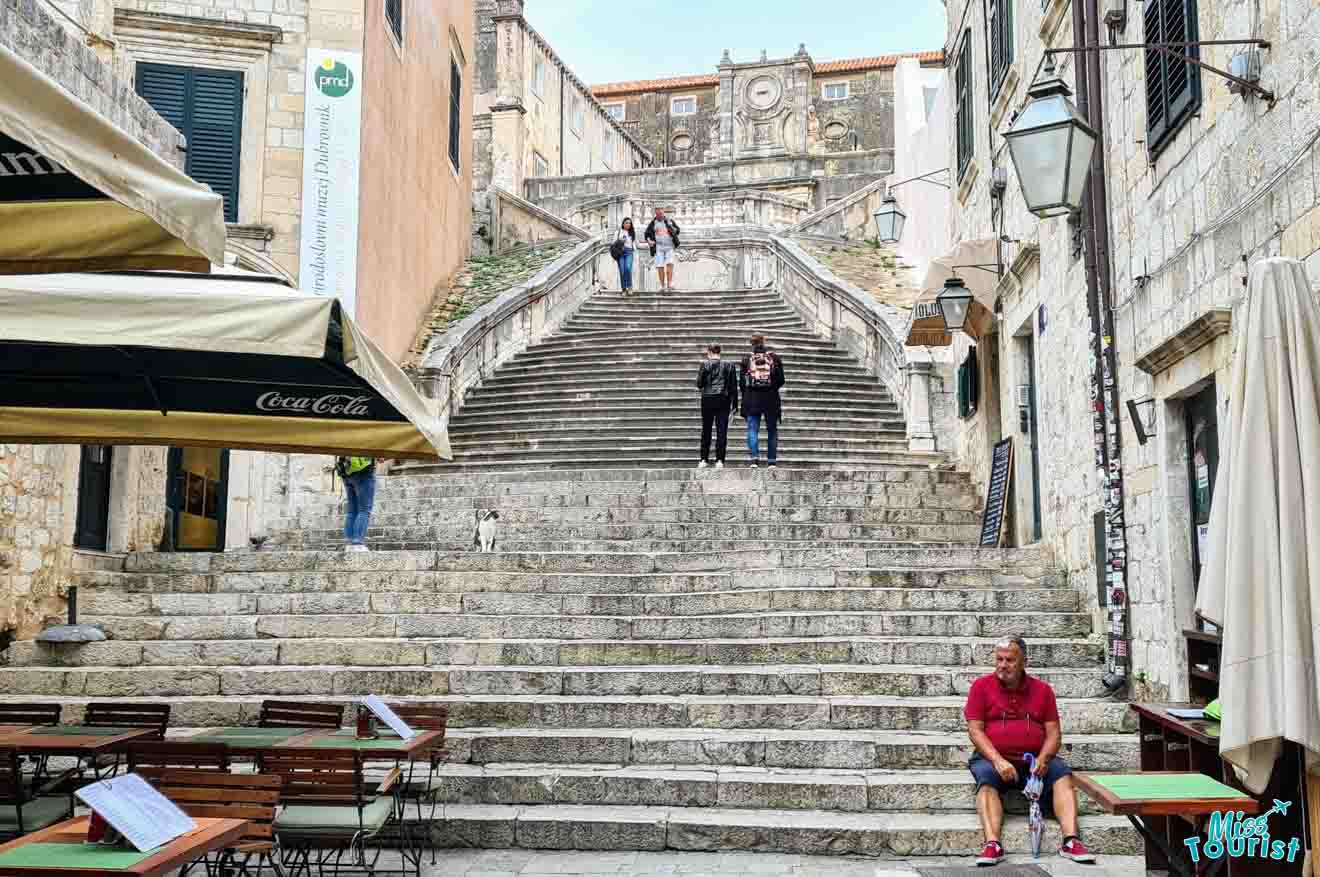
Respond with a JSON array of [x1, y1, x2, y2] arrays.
[[1195, 257, 1320, 793]]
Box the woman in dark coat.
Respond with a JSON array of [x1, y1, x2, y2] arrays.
[[738, 334, 786, 467]]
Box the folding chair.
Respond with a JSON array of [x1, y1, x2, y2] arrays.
[[389, 704, 449, 864], [257, 700, 345, 729], [139, 767, 286, 877], [260, 748, 418, 877]]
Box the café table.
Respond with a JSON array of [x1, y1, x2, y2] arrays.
[[0, 726, 159, 758], [178, 726, 444, 761], [1073, 770, 1261, 877], [0, 816, 246, 877]]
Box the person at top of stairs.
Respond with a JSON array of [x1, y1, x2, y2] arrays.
[[965, 635, 1098, 867], [611, 218, 636, 294], [643, 206, 681, 291], [739, 333, 785, 468], [335, 455, 377, 552], [696, 343, 739, 470]]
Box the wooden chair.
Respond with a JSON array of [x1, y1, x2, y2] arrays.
[[138, 767, 285, 877], [126, 740, 230, 773], [82, 702, 172, 778], [257, 700, 345, 730], [0, 703, 61, 727], [390, 704, 449, 864], [0, 747, 73, 842], [258, 748, 417, 877]]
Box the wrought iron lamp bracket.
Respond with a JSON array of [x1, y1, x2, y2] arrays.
[[1045, 40, 1274, 104]]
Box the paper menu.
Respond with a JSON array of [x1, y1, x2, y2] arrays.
[[75, 773, 197, 852], [363, 695, 418, 740]]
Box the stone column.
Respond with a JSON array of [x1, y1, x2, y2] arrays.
[[791, 45, 814, 155], [903, 362, 938, 452], [718, 50, 735, 162], [489, 0, 528, 196]]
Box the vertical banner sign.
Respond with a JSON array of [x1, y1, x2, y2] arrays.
[[299, 50, 363, 317]]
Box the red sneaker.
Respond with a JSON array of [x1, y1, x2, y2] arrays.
[[975, 840, 1005, 866], [1060, 836, 1097, 863]]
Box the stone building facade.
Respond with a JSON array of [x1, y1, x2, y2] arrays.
[[931, 0, 1320, 701], [472, 0, 649, 252], [591, 49, 943, 168]]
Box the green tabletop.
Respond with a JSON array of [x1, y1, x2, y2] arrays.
[[1090, 773, 1248, 800], [35, 726, 137, 737], [191, 727, 308, 741], [307, 735, 409, 750], [0, 842, 156, 869]]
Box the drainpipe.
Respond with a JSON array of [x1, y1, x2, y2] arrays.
[[559, 70, 565, 176], [1072, 0, 1131, 691]]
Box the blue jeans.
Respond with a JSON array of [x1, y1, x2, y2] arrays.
[[745, 413, 778, 463], [343, 470, 376, 544], [968, 753, 1073, 814], [617, 250, 634, 290]]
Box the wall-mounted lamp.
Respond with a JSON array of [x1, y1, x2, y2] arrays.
[[872, 195, 906, 244], [936, 276, 974, 332], [1126, 397, 1156, 445]]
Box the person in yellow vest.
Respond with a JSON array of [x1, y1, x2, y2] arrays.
[[335, 456, 379, 552]]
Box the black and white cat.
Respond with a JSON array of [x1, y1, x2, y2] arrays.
[[472, 510, 500, 552]]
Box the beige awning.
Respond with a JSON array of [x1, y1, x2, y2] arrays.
[[1195, 257, 1320, 792], [904, 238, 999, 347], [0, 271, 451, 461], [0, 43, 225, 274]]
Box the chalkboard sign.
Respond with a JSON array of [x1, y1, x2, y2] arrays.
[[980, 438, 1014, 547]]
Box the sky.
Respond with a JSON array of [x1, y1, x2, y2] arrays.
[[523, 0, 947, 87]]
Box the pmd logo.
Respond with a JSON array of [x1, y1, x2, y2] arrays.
[[314, 59, 354, 98]]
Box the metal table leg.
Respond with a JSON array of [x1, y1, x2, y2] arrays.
[[1127, 815, 1227, 877]]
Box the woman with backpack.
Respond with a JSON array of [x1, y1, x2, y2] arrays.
[[610, 218, 636, 294], [696, 343, 739, 469], [739, 334, 786, 468]]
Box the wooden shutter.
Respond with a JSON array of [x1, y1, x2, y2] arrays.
[[449, 60, 463, 170], [956, 34, 974, 177], [990, 0, 1013, 96], [136, 63, 243, 223], [1144, 0, 1200, 153]]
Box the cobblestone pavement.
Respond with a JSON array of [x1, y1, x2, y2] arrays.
[[317, 849, 1147, 876]]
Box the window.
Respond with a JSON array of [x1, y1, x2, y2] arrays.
[[1145, 0, 1201, 154], [571, 95, 585, 133], [958, 346, 980, 418], [533, 152, 550, 177], [604, 101, 625, 121], [670, 96, 697, 116], [821, 81, 850, 101], [385, 0, 403, 46], [989, 0, 1013, 97], [954, 33, 974, 179], [532, 54, 546, 97], [604, 130, 616, 168], [136, 63, 243, 223], [448, 57, 462, 171]]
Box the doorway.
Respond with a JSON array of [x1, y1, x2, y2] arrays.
[[74, 445, 114, 551], [1185, 382, 1219, 590], [166, 447, 229, 552], [1021, 333, 1043, 542]]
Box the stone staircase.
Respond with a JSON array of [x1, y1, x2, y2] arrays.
[[0, 283, 1140, 858], [430, 287, 935, 471]]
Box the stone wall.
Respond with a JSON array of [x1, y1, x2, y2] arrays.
[[570, 190, 812, 237], [790, 179, 888, 240], [942, 0, 1320, 700], [813, 69, 895, 153], [490, 186, 590, 252], [602, 87, 719, 168]]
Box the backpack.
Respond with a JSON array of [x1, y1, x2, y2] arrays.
[[701, 361, 727, 398], [746, 351, 775, 389], [335, 456, 373, 479], [609, 238, 625, 260]]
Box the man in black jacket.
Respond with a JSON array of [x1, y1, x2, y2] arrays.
[[696, 343, 739, 468], [643, 207, 681, 291], [739, 334, 786, 468]]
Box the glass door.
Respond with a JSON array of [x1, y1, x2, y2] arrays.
[[167, 447, 229, 551]]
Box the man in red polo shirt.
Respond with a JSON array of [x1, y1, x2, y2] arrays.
[[964, 635, 1096, 866]]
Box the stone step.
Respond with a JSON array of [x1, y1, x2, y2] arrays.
[[0, 664, 1111, 699], [79, 586, 1073, 620], [376, 467, 964, 489], [369, 478, 973, 503], [572, 306, 804, 323], [277, 539, 988, 555], [514, 347, 858, 368], [563, 318, 809, 333], [422, 803, 1141, 856], [458, 385, 893, 405], [474, 372, 887, 393], [122, 545, 1051, 575], [0, 694, 1137, 734], [449, 412, 905, 434], [450, 402, 902, 425], [549, 328, 831, 346], [427, 763, 1121, 813], [308, 503, 981, 525], [77, 609, 1092, 642], [76, 567, 1054, 598], [446, 437, 915, 457], [433, 453, 940, 472], [7, 635, 1099, 669]]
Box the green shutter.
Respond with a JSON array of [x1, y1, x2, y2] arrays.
[[956, 34, 974, 178], [449, 60, 463, 170], [1144, 0, 1200, 154], [136, 63, 243, 223]]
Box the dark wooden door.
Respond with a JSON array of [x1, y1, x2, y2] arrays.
[[74, 445, 113, 550]]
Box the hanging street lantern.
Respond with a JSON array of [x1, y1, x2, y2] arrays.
[[872, 195, 906, 244], [1003, 60, 1098, 218], [937, 276, 974, 332]]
